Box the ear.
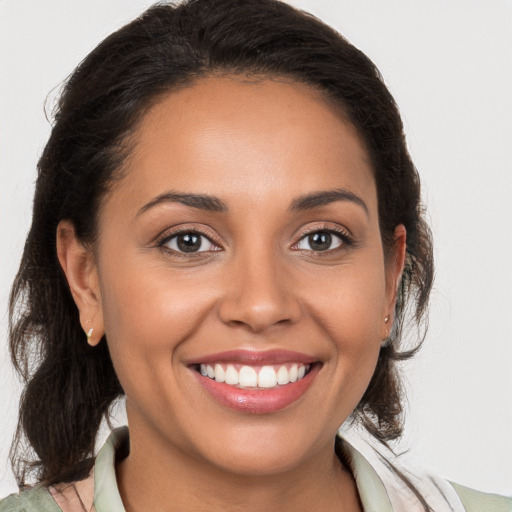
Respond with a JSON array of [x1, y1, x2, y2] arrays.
[[383, 224, 407, 332], [56, 220, 104, 346]]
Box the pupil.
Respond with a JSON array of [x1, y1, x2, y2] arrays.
[[177, 233, 202, 252], [309, 232, 331, 251]]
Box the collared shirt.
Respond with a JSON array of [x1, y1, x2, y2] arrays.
[[1, 427, 510, 512]]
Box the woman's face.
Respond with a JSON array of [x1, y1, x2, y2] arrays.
[[74, 77, 404, 475]]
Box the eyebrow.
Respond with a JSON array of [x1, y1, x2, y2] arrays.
[[137, 192, 228, 216], [289, 188, 368, 216], [137, 188, 368, 217]]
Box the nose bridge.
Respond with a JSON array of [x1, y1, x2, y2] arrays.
[[218, 239, 299, 332]]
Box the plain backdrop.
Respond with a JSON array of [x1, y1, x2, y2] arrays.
[[1, 0, 511, 497]]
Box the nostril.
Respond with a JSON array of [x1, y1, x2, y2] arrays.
[[217, 270, 302, 332], [222, 298, 296, 330]]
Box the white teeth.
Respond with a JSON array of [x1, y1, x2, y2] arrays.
[[258, 366, 277, 388], [225, 364, 239, 385], [289, 364, 298, 382], [277, 365, 290, 385], [199, 362, 311, 388], [214, 364, 225, 383], [239, 366, 258, 387]]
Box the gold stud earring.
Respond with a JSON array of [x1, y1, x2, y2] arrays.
[[86, 327, 94, 346], [382, 316, 391, 347]]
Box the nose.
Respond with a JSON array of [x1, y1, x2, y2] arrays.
[[217, 247, 301, 333]]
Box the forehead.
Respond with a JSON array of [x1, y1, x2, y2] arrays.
[[113, 76, 376, 215]]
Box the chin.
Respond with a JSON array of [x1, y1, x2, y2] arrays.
[[190, 421, 332, 477], [205, 444, 311, 477]]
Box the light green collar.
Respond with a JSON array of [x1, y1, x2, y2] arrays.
[[339, 437, 394, 512], [93, 427, 128, 511], [92, 427, 393, 512]]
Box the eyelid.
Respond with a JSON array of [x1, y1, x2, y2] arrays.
[[154, 225, 223, 253], [151, 222, 353, 254], [291, 223, 354, 250]]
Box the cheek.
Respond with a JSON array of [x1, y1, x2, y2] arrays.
[[308, 260, 387, 343], [304, 257, 387, 396], [98, 257, 216, 372]]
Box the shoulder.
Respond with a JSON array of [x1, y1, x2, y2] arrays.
[[338, 429, 512, 512], [0, 485, 61, 512], [0, 427, 126, 512], [0, 494, 23, 512], [450, 482, 512, 512]]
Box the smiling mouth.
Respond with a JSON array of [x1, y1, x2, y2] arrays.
[[188, 349, 320, 413], [194, 362, 312, 389]]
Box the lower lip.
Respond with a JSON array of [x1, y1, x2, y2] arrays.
[[191, 364, 320, 414]]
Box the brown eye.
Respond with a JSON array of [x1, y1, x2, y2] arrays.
[[296, 230, 343, 252], [165, 232, 218, 253], [177, 233, 202, 252], [308, 232, 332, 251]]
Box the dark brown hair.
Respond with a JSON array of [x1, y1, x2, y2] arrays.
[[9, 0, 433, 487]]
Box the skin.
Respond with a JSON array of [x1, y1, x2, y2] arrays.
[[57, 76, 406, 511]]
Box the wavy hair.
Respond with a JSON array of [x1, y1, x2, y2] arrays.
[[9, 0, 433, 486]]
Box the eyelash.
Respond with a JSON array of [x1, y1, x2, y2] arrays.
[[156, 227, 222, 257], [155, 224, 353, 256], [291, 225, 353, 253]]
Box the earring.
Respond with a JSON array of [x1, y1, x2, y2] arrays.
[[384, 316, 390, 323], [86, 327, 94, 346]]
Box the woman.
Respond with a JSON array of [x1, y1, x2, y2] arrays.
[[1, 0, 510, 510]]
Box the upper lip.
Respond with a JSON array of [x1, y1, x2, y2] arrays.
[[188, 349, 317, 366]]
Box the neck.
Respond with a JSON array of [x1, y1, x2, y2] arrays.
[[117, 423, 362, 512]]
